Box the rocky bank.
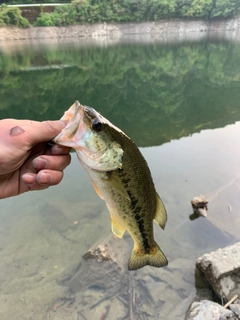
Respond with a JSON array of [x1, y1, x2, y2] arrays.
[[186, 242, 240, 320], [1, 17, 240, 41]]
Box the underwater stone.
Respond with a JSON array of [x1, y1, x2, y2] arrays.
[[185, 300, 232, 320]]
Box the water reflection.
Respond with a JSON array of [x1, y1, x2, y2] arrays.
[[0, 34, 240, 319], [1, 33, 240, 147]]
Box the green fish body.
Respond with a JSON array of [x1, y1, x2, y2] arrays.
[[54, 101, 168, 270]]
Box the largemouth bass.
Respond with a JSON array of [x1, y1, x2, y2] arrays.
[[54, 101, 168, 270]]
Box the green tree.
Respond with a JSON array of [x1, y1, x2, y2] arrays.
[[0, 4, 30, 27], [184, 0, 212, 18], [211, 0, 239, 18]]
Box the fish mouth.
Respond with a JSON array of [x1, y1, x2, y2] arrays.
[[53, 100, 84, 148]]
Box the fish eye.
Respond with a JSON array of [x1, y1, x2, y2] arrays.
[[92, 119, 103, 132]]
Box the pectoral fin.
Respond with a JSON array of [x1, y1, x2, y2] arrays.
[[111, 217, 126, 238], [106, 173, 130, 201], [154, 193, 167, 230], [91, 181, 104, 200]]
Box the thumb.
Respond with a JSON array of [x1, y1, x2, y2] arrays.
[[24, 120, 66, 146]]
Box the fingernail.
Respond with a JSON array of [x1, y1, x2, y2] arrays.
[[22, 173, 36, 185], [38, 172, 51, 184], [33, 157, 48, 169]]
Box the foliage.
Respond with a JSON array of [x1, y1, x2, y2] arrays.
[[32, 0, 240, 26], [181, 0, 213, 18], [0, 1, 71, 3], [0, 4, 30, 27], [210, 0, 239, 18], [34, 5, 77, 26], [1, 0, 240, 27], [33, 13, 54, 26]]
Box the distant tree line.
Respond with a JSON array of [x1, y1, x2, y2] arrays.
[[1, 0, 240, 27], [0, 1, 70, 3], [35, 0, 240, 27]]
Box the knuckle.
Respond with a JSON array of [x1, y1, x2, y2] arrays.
[[43, 120, 57, 133]]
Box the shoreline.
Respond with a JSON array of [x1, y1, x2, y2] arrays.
[[1, 17, 240, 41]]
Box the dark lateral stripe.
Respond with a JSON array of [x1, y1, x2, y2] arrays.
[[137, 219, 150, 250], [126, 190, 150, 251]]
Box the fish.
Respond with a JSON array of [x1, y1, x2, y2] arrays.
[[54, 101, 168, 270]]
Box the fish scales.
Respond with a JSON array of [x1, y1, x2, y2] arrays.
[[54, 101, 168, 270], [88, 139, 155, 249]]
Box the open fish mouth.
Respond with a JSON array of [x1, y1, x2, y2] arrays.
[[53, 101, 85, 148], [53, 101, 121, 171]]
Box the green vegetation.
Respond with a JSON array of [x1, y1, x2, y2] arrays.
[[0, 1, 70, 3], [33, 0, 240, 27], [34, 5, 76, 26], [0, 0, 239, 27], [1, 40, 240, 146], [0, 3, 30, 27]]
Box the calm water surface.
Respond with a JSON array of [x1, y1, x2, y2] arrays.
[[1, 33, 240, 319]]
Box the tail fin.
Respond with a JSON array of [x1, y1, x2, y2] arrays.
[[128, 242, 168, 271]]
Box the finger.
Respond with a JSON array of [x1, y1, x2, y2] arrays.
[[2, 119, 67, 148], [22, 173, 37, 185], [22, 169, 64, 189], [21, 173, 49, 192], [51, 144, 72, 155], [25, 120, 67, 146], [37, 170, 64, 186], [32, 154, 71, 171]]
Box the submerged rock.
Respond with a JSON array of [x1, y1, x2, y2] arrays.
[[185, 300, 233, 320], [196, 242, 240, 302], [52, 234, 196, 319]]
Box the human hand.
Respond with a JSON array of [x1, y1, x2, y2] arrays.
[[0, 119, 71, 199]]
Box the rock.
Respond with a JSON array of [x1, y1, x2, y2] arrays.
[[230, 304, 240, 316], [196, 242, 240, 302], [2, 17, 240, 41], [53, 235, 196, 319], [191, 195, 208, 218], [185, 300, 233, 320], [83, 244, 112, 262]]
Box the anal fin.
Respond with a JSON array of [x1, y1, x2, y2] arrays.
[[111, 217, 126, 238], [154, 193, 167, 230]]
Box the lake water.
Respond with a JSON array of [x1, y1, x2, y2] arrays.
[[1, 32, 240, 320]]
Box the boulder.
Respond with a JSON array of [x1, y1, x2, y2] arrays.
[[196, 242, 240, 302], [191, 195, 208, 218], [230, 304, 240, 316]]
